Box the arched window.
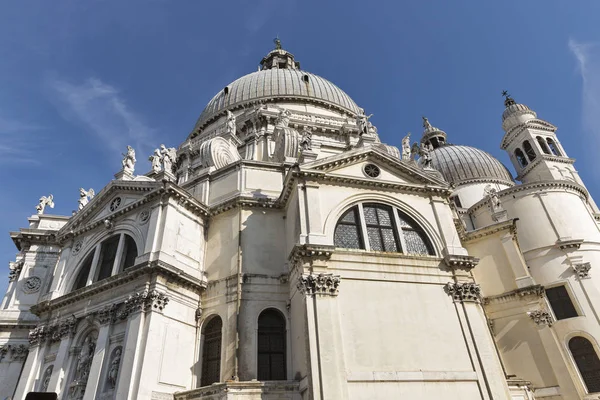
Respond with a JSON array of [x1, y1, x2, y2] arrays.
[[547, 138, 562, 156], [201, 316, 222, 387], [333, 203, 434, 255], [569, 336, 600, 393], [515, 148, 528, 168], [71, 233, 138, 292], [523, 140, 536, 161], [537, 136, 551, 154], [257, 309, 286, 381]]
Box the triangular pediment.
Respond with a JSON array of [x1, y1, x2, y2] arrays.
[[301, 146, 448, 187], [58, 179, 163, 236]]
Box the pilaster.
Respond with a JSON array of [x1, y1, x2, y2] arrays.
[[13, 342, 44, 399], [82, 323, 111, 400]]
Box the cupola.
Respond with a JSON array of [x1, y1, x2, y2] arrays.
[[260, 38, 301, 70], [501, 91, 536, 132], [420, 116, 447, 149]]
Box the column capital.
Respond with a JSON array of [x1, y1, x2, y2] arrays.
[[527, 309, 553, 327], [120, 289, 170, 317], [573, 262, 591, 279], [444, 282, 482, 303], [297, 273, 340, 297]]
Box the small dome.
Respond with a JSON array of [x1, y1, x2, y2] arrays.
[[502, 103, 536, 122], [428, 145, 514, 186], [192, 68, 360, 133]]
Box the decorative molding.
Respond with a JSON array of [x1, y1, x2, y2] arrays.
[[288, 244, 335, 273], [29, 316, 79, 346], [443, 255, 480, 272], [444, 282, 482, 303], [573, 262, 591, 279], [96, 304, 120, 325], [297, 273, 340, 297], [461, 219, 517, 243], [528, 309, 553, 327], [0, 344, 29, 362], [121, 289, 169, 316], [483, 284, 544, 305], [8, 260, 23, 282], [556, 239, 584, 251]]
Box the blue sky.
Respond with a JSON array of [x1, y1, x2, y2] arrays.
[[1, 1, 600, 293]]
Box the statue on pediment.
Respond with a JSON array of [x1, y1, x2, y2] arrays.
[[226, 110, 236, 135], [419, 142, 433, 168], [484, 184, 502, 213], [149, 149, 161, 173], [159, 144, 177, 173], [36, 194, 55, 215], [401, 133, 411, 160], [356, 108, 373, 136], [121, 145, 136, 175], [300, 128, 312, 151], [78, 188, 95, 211]]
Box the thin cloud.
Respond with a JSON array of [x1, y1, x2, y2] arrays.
[[569, 39, 600, 155], [0, 117, 44, 164], [243, 0, 296, 34], [48, 77, 156, 160]]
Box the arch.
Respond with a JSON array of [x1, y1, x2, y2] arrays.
[[257, 308, 286, 381], [199, 137, 241, 169], [523, 140, 536, 161], [569, 336, 600, 392], [73, 251, 94, 291], [514, 148, 528, 168], [334, 206, 363, 250], [201, 316, 223, 387], [547, 138, 562, 156], [324, 193, 443, 256], [537, 136, 551, 154]]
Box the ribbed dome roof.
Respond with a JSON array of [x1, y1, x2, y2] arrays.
[[193, 68, 361, 132], [429, 145, 514, 185]]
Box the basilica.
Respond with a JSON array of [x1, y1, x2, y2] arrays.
[[1, 41, 600, 400]]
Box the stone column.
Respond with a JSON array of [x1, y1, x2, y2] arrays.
[[115, 304, 145, 399], [82, 323, 111, 400], [445, 281, 512, 400], [46, 336, 74, 396], [298, 273, 348, 400], [500, 230, 535, 288], [13, 341, 44, 400]]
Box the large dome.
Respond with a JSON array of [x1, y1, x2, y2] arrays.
[[429, 145, 514, 186], [193, 68, 361, 132]]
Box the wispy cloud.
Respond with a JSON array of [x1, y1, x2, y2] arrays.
[[0, 117, 44, 164], [243, 0, 296, 34], [48, 77, 156, 159], [569, 39, 600, 154]]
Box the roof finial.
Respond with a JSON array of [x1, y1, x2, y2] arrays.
[[502, 90, 516, 107], [274, 36, 282, 50], [422, 116, 433, 130]]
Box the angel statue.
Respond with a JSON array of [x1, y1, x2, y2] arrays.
[[401, 133, 411, 160], [356, 107, 373, 136], [226, 110, 236, 134], [36, 194, 55, 215], [159, 144, 177, 173], [484, 184, 502, 213], [121, 145, 136, 175], [300, 128, 312, 151], [419, 142, 433, 168], [275, 108, 292, 129], [149, 148, 162, 173], [78, 188, 95, 211]]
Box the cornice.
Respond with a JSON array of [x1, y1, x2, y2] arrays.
[[461, 219, 517, 243], [31, 260, 206, 316], [10, 229, 59, 251], [468, 180, 588, 214], [483, 284, 544, 305], [454, 177, 515, 188]]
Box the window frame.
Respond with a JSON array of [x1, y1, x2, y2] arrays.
[[201, 316, 223, 387], [545, 284, 579, 320], [546, 138, 562, 156], [536, 136, 551, 155], [514, 148, 529, 168], [257, 308, 287, 381], [568, 336, 600, 393], [523, 140, 537, 162]]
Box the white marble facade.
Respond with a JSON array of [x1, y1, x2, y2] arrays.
[[1, 43, 600, 400]]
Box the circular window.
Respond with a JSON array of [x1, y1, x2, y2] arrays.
[[363, 164, 381, 178], [109, 197, 122, 212]]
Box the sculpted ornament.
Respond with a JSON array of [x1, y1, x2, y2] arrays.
[[226, 110, 237, 134], [41, 365, 53, 392], [121, 289, 170, 316], [401, 132, 411, 160], [297, 273, 340, 297], [0, 344, 29, 362], [8, 260, 23, 282], [121, 145, 136, 175], [159, 144, 178, 173], [444, 282, 482, 303], [22, 276, 42, 294], [355, 108, 373, 136], [78, 188, 95, 211], [483, 185, 502, 213], [36, 194, 55, 215], [528, 310, 553, 327], [300, 128, 312, 151], [148, 149, 162, 173], [275, 108, 292, 129], [107, 347, 122, 389], [68, 333, 97, 400], [573, 262, 591, 279], [419, 142, 434, 168]]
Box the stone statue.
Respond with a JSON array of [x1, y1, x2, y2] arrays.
[[422, 116, 433, 130], [41, 365, 53, 392], [300, 128, 312, 151], [419, 142, 433, 168], [78, 188, 95, 211], [410, 142, 419, 161], [36, 195, 55, 215], [159, 144, 177, 173], [121, 145, 136, 175], [275, 108, 291, 129], [401, 133, 411, 160], [148, 149, 161, 173], [356, 108, 373, 136], [226, 110, 236, 134], [107, 347, 122, 388], [75, 335, 96, 382], [484, 184, 502, 213]]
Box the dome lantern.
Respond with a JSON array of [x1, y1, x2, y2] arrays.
[[501, 91, 536, 132], [420, 116, 447, 149], [259, 38, 301, 71]]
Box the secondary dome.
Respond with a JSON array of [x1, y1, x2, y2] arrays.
[[192, 41, 361, 133], [429, 145, 514, 186]]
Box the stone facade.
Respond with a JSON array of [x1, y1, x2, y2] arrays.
[[1, 44, 599, 400]]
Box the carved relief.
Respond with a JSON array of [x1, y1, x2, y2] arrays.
[[297, 273, 340, 297], [444, 282, 482, 303], [72, 240, 83, 255], [68, 331, 98, 400], [8, 260, 23, 282], [40, 365, 53, 392], [96, 304, 119, 325], [106, 346, 122, 389], [0, 344, 29, 362], [573, 262, 591, 279], [138, 209, 151, 224], [528, 310, 553, 327], [120, 290, 170, 317], [22, 276, 42, 294]]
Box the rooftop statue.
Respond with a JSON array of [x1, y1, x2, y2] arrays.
[[226, 110, 237, 135], [300, 128, 312, 151], [422, 116, 433, 131], [78, 188, 95, 211], [159, 144, 178, 173], [36, 194, 55, 215], [275, 108, 292, 129], [149, 149, 162, 173], [401, 133, 412, 160], [419, 142, 434, 168], [484, 184, 502, 213], [121, 145, 136, 175], [356, 108, 373, 136]]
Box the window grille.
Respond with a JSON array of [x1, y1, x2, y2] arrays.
[[546, 286, 578, 320], [201, 317, 222, 387], [257, 309, 286, 381], [569, 336, 600, 393]]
